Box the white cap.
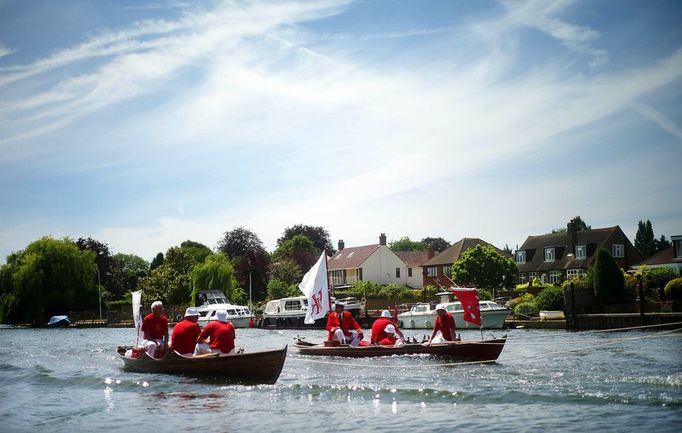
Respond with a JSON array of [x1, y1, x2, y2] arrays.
[[381, 310, 392, 318], [151, 301, 163, 310], [384, 324, 396, 334], [435, 304, 446, 312], [184, 307, 200, 317], [216, 310, 229, 323]]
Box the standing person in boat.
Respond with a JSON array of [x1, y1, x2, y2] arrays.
[[326, 302, 364, 347], [371, 309, 406, 345], [427, 304, 457, 345], [169, 307, 202, 356], [141, 301, 169, 358], [194, 310, 236, 356]]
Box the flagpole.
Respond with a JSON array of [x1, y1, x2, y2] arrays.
[[325, 250, 332, 312]]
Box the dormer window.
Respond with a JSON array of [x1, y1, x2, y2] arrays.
[[575, 245, 586, 259], [515, 251, 526, 264], [612, 244, 625, 258], [544, 247, 555, 262]]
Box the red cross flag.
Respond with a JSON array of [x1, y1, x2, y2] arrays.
[[452, 288, 482, 327], [298, 251, 330, 325]]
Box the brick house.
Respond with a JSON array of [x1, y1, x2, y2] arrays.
[[515, 222, 641, 284], [631, 234, 682, 274], [421, 238, 508, 288]]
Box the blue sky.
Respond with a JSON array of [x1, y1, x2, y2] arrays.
[[1, 0, 681, 264]]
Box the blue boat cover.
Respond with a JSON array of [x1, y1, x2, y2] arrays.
[[47, 316, 70, 326]]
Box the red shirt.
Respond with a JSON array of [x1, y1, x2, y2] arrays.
[[371, 317, 393, 344], [199, 321, 236, 354], [379, 335, 398, 346], [326, 311, 362, 341], [170, 319, 201, 355], [141, 313, 168, 340], [435, 312, 456, 341]]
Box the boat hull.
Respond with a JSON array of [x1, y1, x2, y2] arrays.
[[295, 338, 506, 361], [197, 316, 254, 328], [116, 346, 287, 384], [398, 309, 510, 329]]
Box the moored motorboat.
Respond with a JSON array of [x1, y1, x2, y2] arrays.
[[47, 315, 70, 327], [539, 310, 565, 320], [259, 296, 364, 329], [294, 337, 506, 362], [116, 345, 287, 384], [195, 290, 255, 328]]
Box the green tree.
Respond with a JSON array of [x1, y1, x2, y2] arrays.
[[450, 244, 517, 290], [634, 220, 657, 259], [216, 227, 270, 300], [149, 252, 164, 271], [180, 240, 212, 264], [551, 216, 591, 233], [190, 253, 240, 305], [76, 237, 122, 299], [389, 236, 424, 251], [266, 278, 300, 300], [139, 247, 197, 305], [277, 224, 334, 254], [268, 258, 302, 287], [421, 237, 450, 253], [592, 248, 626, 304], [0, 237, 97, 325], [110, 253, 149, 299], [656, 235, 671, 253], [273, 234, 318, 272]]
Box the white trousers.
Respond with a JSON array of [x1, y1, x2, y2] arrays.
[[333, 329, 361, 347], [194, 342, 235, 356], [143, 339, 164, 357]]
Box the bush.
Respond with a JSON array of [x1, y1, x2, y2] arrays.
[[592, 248, 626, 304], [664, 277, 682, 301], [478, 288, 492, 301], [514, 301, 539, 318], [534, 286, 565, 311], [508, 293, 534, 310]]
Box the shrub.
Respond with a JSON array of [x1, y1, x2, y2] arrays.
[[508, 293, 534, 310], [664, 277, 682, 301], [534, 286, 565, 311], [478, 288, 492, 301], [592, 248, 626, 304], [514, 301, 539, 318]]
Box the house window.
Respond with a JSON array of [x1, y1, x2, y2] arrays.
[[544, 248, 555, 262], [549, 271, 562, 284], [518, 273, 527, 284], [567, 269, 586, 279], [575, 245, 586, 259], [675, 240, 682, 258], [395, 268, 400, 278], [442, 265, 451, 278], [427, 266, 437, 277], [330, 270, 346, 286], [408, 268, 413, 277], [529, 272, 539, 280], [515, 251, 526, 264], [612, 244, 625, 258], [358, 268, 363, 281]]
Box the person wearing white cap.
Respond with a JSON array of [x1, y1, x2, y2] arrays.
[[371, 309, 406, 345], [141, 301, 169, 358], [194, 310, 236, 356], [169, 307, 202, 356], [428, 304, 457, 345], [379, 324, 400, 346], [326, 302, 364, 346]]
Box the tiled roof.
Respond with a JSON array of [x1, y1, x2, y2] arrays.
[[517, 226, 619, 272], [422, 238, 506, 266], [636, 246, 682, 266], [395, 250, 433, 268], [328, 244, 380, 270]]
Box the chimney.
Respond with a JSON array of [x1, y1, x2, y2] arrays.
[[379, 233, 387, 246], [567, 221, 577, 256], [338, 239, 345, 251], [427, 247, 435, 259]]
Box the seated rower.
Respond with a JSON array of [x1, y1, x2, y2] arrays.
[[371, 309, 406, 344], [169, 307, 202, 356], [326, 302, 364, 347], [141, 301, 169, 358], [379, 324, 404, 346], [194, 310, 236, 356]]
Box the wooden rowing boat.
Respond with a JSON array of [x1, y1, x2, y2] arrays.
[[294, 338, 506, 362], [116, 345, 287, 384]]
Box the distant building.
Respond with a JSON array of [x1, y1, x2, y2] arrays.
[[394, 250, 435, 288], [516, 222, 641, 284], [631, 235, 682, 274], [421, 238, 508, 288]]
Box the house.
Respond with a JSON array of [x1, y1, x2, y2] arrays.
[[421, 238, 508, 288], [515, 222, 641, 284], [631, 235, 682, 274], [328, 234, 408, 289], [394, 250, 435, 288]]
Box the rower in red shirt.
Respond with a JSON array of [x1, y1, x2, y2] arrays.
[[371, 309, 406, 344], [326, 302, 364, 346], [170, 307, 202, 356], [141, 300, 169, 358], [379, 324, 403, 346], [428, 304, 457, 345], [194, 310, 236, 355]]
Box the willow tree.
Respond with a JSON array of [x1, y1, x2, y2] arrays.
[[0, 237, 97, 325], [190, 253, 242, 305]]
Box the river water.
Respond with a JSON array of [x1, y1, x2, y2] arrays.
[[0, 326, 680, 432]]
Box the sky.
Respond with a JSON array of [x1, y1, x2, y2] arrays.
[[1, 0, 681, 264]]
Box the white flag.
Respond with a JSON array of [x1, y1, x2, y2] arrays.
[[298, 251, 330, 324], [132, 291, 144, 342]]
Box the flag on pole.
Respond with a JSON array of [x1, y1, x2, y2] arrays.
[[132, 291, 144, 343], [453, 288, 481, 326], [299, 251, 331, 325]]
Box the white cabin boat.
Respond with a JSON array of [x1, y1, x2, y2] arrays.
[[397, 291, 510, 329], [260, 296, 365, 328], [195, 290, 255, 328]]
